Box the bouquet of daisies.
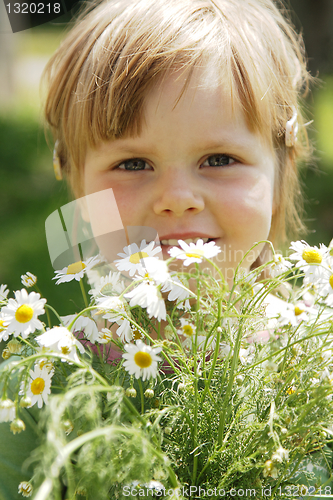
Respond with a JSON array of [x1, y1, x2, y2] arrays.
[[1, 238, 333, 500]]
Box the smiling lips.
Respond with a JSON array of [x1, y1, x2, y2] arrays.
[[158, 235, 216, 246]]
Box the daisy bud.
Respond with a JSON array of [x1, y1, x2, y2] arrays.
[[10, 418, 26, 434], [164, 325, 174, 340], [271, 446, 289, 463], [216, 326, 223, 333], [0, 398, 16, 422], [145, 388, 155, 399], [281, 427, 288, 435], [2, 348, 10, 360], [19, 396, 32, 408], [235, 375, 244, 386], [164, 427, 172, 435], [62, 420, 74, 435], [125, 387, 137, 398], [178, 383, 186, 392], [75, 486, 87, 496], [263, 460, 278, 479], [18, 481, 33, 497], [6, 339, 22, 355]]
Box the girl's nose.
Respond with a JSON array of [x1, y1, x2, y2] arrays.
[[153, 167, 205, 217]]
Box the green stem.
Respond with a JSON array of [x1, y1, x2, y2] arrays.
[[80, 278, 89, 308], [138, 379, 145, 414], [218, 320, 243, 445]]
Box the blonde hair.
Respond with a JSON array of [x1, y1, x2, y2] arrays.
[[43, 0, 311, 249]]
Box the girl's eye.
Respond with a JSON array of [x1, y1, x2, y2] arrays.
[[203, 154, 236, 167], [118, 159, 150, 171]]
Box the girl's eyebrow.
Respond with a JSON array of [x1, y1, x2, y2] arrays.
[[108, 136, 257, 156]]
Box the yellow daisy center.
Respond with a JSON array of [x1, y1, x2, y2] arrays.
[[302, 249, 322, 264], [129, 251, 149, 264], [286, 387, 295, 395], [329, 275, 333, 289], [15, 304, 34, 323], [61, 346, 71, 355], [133, 328, 142, 340], [67, 261, 86, 275], [185, 250, 204, 258], [0, 319, 5, 331], [134, 351, 152, 368], [31, 377, 45, 395], [182, 325, 194, 337], [294, 306, 304, 316]]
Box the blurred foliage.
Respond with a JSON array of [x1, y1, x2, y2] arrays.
[[302, 77, 333, 247], [0, 112, 83, 317]]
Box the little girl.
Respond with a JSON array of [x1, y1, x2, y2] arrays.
[[1, 0, 321, 499], [44, 0, 310, 284]]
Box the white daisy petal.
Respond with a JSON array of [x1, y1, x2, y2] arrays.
[[125, 282, 166, 321], [88, 270, 125, 299], [61, 314, 100, 343], [0, 284, 9, 301]]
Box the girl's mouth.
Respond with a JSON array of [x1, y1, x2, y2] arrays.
[[160, 237, 210, 246]]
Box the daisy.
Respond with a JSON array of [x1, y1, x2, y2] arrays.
[[0, 398, 16, 422], [270, 253, 293, 277], [36, 326, 85, 363], [53, 255, 100, 284], [114, 240, 162, 277], [177, 318, 196, 348], [289, 240, 328, 283], [125, 282, 166, 321], [21, 272, 37, 288], [168, 239, 221, 266], [61, 314, 100, 343], [21, 365, 53, 408], [276, 301, 316, 327], [161, 275, 191, 310], [1, 289, 46, 339], [96, 296, 134, 342], [98, 328, 112, 344], [317, 269, 333, 306], [122, 340, 162, 381], [0, 284, 9, 301], [88, 270, 125, 299]]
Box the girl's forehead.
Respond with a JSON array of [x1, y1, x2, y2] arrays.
[[140, 67, 272, 149]]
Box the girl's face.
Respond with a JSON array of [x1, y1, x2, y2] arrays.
[[83, 68, 275, 282]]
